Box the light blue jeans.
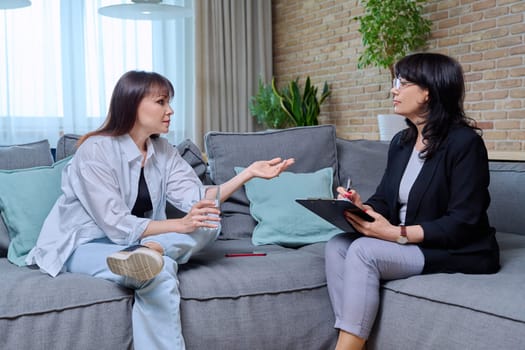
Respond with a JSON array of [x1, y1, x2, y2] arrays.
[[65, 228, 220, 350], [325, 233, 425, 339]]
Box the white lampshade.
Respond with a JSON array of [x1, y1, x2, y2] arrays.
[[0, 0, 31, 10], [98, 0, 192, 20]]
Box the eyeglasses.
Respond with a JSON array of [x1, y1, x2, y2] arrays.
[[392, 78, 415, 90]]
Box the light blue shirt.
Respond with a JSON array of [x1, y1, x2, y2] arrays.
[[26, 134, 203, 277]]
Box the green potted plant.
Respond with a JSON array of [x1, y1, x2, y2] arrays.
[[249, 78, 293, 129], [356, 0, 432, 80], [271, 76, 331, 127], [356, 0, 432, 140]]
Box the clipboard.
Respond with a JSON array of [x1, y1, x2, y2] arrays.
[[296, 198, 375, 232]]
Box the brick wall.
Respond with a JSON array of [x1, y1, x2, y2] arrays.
[[272, 0, 525, 153]]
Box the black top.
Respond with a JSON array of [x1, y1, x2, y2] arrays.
[[131, 167, 153, 218]]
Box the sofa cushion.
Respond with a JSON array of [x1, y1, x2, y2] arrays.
[[0, 139, 53, 169], [336, 138, 390, 202], [238, 167, 342, 247], [371, 231, 525, 349], [178, 238, 337, 349], [0, 156, 71, 266], [205, 125, 339, 239], [176, 138, 208, 182], [0, 259, 133, 349], [0, 139, 54, 258], [488, 161, 525, 236], [383, 232, 525, 324], [55, 133, 80, 160]]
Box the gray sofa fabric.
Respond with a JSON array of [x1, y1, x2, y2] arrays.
[[371, 231, 525, 349], [0, 139, 53, 169], [205, 125, 339, 239], [336, 138, 389, 203], [179, 239, 337, 350], [486, 161, 525, 235], [0, 260, 133, 350], [1, 126, 524, 350], [55, 134, 79, 161]]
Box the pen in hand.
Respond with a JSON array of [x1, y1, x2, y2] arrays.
[[344, 178, 353, 200]]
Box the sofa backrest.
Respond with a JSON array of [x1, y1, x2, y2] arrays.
[[205, 125, 339, 239], [336, 138, 390, 202], [488, 161, 525, 236], [2, 132, 521, 259], [336, 139, 525, 237]]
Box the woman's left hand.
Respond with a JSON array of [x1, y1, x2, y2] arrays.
[[344, 209, 399, 242], [246, 157, 295, 179]]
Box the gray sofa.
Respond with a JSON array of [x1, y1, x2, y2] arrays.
[[1, 125, 524, 350]]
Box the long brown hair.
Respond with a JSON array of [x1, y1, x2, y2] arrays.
[[78, 70, 174, 146]]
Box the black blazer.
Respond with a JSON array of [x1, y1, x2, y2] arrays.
[[366, 126, 500, 274]]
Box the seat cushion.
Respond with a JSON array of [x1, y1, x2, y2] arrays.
[[179, 239, 327, 299], [205, 125, 339, 239], [178, 238, 337, 349], [0, 259, 133, 349], [370, 232, 525, 349]]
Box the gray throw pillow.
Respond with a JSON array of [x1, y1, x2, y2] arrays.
[[56, 134, 81, 160], [0, 139, 53, 169], [176, 138, 208, 182], [205, 125, 339, 239]]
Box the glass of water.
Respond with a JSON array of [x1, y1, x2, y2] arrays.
[[201, 185, 221, 229]]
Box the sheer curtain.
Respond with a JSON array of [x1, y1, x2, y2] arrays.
[[0, 0, 194, 147], [194, 0, 272, 148]]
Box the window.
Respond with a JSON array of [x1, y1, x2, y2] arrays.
[[0, 0, 194, 146]]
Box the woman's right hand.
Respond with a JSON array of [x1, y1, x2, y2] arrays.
[[142, 200, 220, 238], [336, 186, 365, 208], [178, 199, 221, 233]]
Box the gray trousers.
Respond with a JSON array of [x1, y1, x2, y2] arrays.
[[325, 233, 425, 339]]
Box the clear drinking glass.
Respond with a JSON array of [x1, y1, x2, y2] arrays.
[[201, 185, 220, 229]]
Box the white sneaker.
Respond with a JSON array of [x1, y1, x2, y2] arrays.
[[107, 245, 164, 281]]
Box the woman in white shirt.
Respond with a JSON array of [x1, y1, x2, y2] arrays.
[[26, 70, 294, 350]]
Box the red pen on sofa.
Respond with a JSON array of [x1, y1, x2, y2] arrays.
[[225, 252, 267, 257]]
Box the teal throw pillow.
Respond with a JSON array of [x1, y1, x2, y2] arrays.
[[0, 156, 72, 266], [235, 167, 342, 247]]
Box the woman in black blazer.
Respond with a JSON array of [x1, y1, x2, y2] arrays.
[[325, 53, 500, 350]]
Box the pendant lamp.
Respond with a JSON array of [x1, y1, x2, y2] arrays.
[[0, 0, 31, 10], [98, 0, 192, 20]]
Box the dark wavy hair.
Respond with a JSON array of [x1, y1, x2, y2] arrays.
[[78, 70, 174, 145], [395, 53, 480, 159]]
